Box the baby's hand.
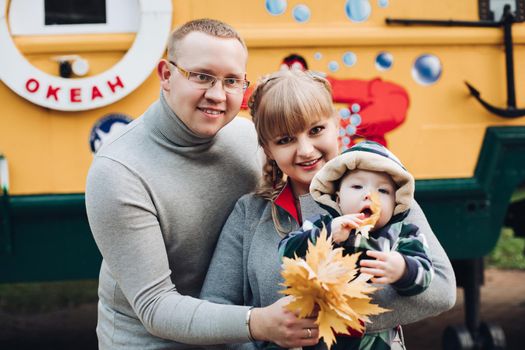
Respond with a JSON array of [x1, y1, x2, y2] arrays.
[[330, 214, 364, 243], [359, 250, 406, 284]]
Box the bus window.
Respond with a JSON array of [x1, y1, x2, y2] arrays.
[[45, 0, 107, 25], [9, 0, 139, 35]]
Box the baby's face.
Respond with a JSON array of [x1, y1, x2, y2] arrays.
[[337, 169, 396, 230]]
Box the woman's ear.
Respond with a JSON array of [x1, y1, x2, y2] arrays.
[[263, 149, 273, 161]]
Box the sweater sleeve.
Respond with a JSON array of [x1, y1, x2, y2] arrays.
[[366, 200, 456, 332], [86, 156, 251, 345], [390, 223, 434, 296], [201, 199, 249, 306], [201, 199, 261, 350]]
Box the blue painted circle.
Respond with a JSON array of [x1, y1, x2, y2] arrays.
[[345, 0, 372, 22], [339, 107, 351, 119], [412, 54, 442, 85], [339, 128, 346, 137], [345, 125, 357, 135], [314, 52, 323, 60], [378, 0, 389, 8], [342, 136, 351, 145], [328, 60, 340, 72], [375, 51, 393, 71], [351, 103, 361, 113], [350, 113, 362, 126], [89, 113, 133, 153], [342, 52, 357, 67], [266, 0, 287, 15], [292, 4, 310, 22]]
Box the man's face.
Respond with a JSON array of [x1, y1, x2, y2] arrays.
[[159, 31, 247, 137]]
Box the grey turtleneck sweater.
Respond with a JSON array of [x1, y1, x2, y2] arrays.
[[85, 94, 261, 349]]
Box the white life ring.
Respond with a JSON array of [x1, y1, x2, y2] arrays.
[[0, 0, 172, 111]]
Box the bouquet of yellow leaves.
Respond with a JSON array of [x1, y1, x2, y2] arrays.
[[280, 228, 388, 348]]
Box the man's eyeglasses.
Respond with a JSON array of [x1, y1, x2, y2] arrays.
[[169, 61, 249, 94]]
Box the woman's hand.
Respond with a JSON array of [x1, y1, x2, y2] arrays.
[[249, 297, 320, 348], [359, 250, 406, 284], [330, 214, 364, 243]]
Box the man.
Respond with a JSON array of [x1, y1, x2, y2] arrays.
[[86, 19, 319, 349]]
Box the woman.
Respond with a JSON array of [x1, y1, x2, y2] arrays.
[[201, 69, 456, 347]]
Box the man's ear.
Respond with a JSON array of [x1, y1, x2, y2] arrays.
[[157, 60, 172, 91]]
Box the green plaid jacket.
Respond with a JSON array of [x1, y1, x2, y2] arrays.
[[279, 212, 434, 296], [277, 212, 434, 350]]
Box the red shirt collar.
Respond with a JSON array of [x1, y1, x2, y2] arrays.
[[274, 181, 300, 224]]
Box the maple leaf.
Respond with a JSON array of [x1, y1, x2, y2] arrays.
[[355, 192, 382, 239], [280, 228, 389, 348]]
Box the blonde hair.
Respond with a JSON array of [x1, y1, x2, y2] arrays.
[[248, 69, 335, 235], [167, 18, 247, 61]]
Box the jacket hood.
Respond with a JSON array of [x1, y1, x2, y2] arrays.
[[310, 141, 414, 216]]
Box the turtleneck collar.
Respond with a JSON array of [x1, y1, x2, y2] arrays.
[[144, 91, 215, 148]]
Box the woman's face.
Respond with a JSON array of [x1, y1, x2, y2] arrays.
[[265, 116, 339, 196]]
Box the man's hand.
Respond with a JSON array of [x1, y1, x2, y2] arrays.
[[330, 214, 364, 243], [359, 250, 406, 284], [249, 297, 320, 348]]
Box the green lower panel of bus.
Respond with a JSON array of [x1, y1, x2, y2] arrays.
[[416, 126, 525, 259], [0, 194, 101, 283], [1, 126, 525, 283]]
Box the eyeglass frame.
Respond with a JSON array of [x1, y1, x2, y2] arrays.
[[168, 60, 250, 94]]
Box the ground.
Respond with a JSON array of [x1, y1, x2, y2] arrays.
[[405, 268, 525, 349], [1, 268, 524, 349]]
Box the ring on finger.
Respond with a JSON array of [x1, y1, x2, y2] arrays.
[[306, 328, 312, 339]]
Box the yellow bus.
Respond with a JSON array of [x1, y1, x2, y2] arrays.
[[1, 1, 524, 347]]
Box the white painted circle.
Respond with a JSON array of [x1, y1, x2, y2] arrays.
[[72, 58, 90, 76], [0, 0, 172, 111]]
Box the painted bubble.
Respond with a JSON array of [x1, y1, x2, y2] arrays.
[[266, 0, 287, 15], [328, 60, 340, 72], [339, 107, 351, 119], [412, 54, 442, 85], [342, 136, 351, 145], [345, 125, 357, 136], [345, 0, 371, 22], [375, 51, 393, 71], [293, 4, 310, 22], [314, 52, 323, 60], [342, 51, 357, 67], [350, 113, 362, 126], [378, 0, 389, 8], [339, 128, 346, 137], [351, 103, 361, 113]]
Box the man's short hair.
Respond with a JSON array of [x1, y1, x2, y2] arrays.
[[167, 18, 246, 60]]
